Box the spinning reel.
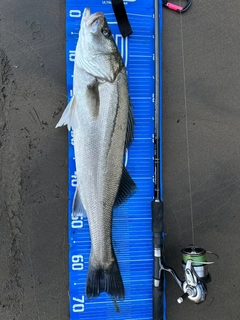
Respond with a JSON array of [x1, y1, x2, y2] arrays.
[[159, 245, 218, 304]]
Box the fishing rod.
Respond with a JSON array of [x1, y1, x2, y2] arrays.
[[152, 0, 164, 318], [152, 2, 218, 319]]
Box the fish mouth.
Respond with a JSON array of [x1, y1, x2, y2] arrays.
[[85, 12, 104, 28]]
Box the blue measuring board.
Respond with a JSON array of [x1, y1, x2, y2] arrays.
[[66, 1, 163, 319]]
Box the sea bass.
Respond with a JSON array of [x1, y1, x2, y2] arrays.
[[56, 8, 136, 300]]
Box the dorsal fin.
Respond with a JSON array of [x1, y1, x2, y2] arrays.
[[114, 166, 137, 207], [125, 100, 134, 149]]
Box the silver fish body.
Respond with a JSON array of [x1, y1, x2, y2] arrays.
[[56, 8, 136, 300]]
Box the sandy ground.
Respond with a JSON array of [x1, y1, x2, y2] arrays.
[[0, 0, 240, 319], [163, 1, 240, 319], [0, 1, 68, 319]]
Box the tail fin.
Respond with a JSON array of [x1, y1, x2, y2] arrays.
[[86, 257, 125, 300]]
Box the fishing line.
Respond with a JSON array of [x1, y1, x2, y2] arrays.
[[179, 1, 195, 245], [157, 2, 218, 308]]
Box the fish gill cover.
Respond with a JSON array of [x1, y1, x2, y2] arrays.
[[66, 0, 161, 319]]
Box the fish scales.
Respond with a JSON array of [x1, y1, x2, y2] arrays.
[[75, 71, 129, 266], [56, 7, 136, 300]]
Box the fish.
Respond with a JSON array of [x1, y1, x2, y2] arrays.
[[56, 7, 136, 300]]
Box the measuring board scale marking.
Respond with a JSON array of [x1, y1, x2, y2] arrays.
[[67, 1, 156, 319]]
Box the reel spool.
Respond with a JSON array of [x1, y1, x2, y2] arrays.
[[181, 245, 212, 282]]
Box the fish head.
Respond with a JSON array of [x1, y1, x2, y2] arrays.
[[77, 8, 123, 82], [80, 8, 117, 56]]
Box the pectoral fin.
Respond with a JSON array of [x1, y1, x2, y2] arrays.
[[87, 79, 99, 117]]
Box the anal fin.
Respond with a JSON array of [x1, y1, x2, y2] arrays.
[[72, 188, 87, 217]]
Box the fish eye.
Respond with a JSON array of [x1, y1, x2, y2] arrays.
[[101, 28, 111, 37]]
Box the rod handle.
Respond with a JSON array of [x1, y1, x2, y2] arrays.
[[153, 283, 164, 320], [152, 201, 163, 233]]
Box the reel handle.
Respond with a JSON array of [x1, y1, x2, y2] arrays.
[[177, 292, 188, 304]]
